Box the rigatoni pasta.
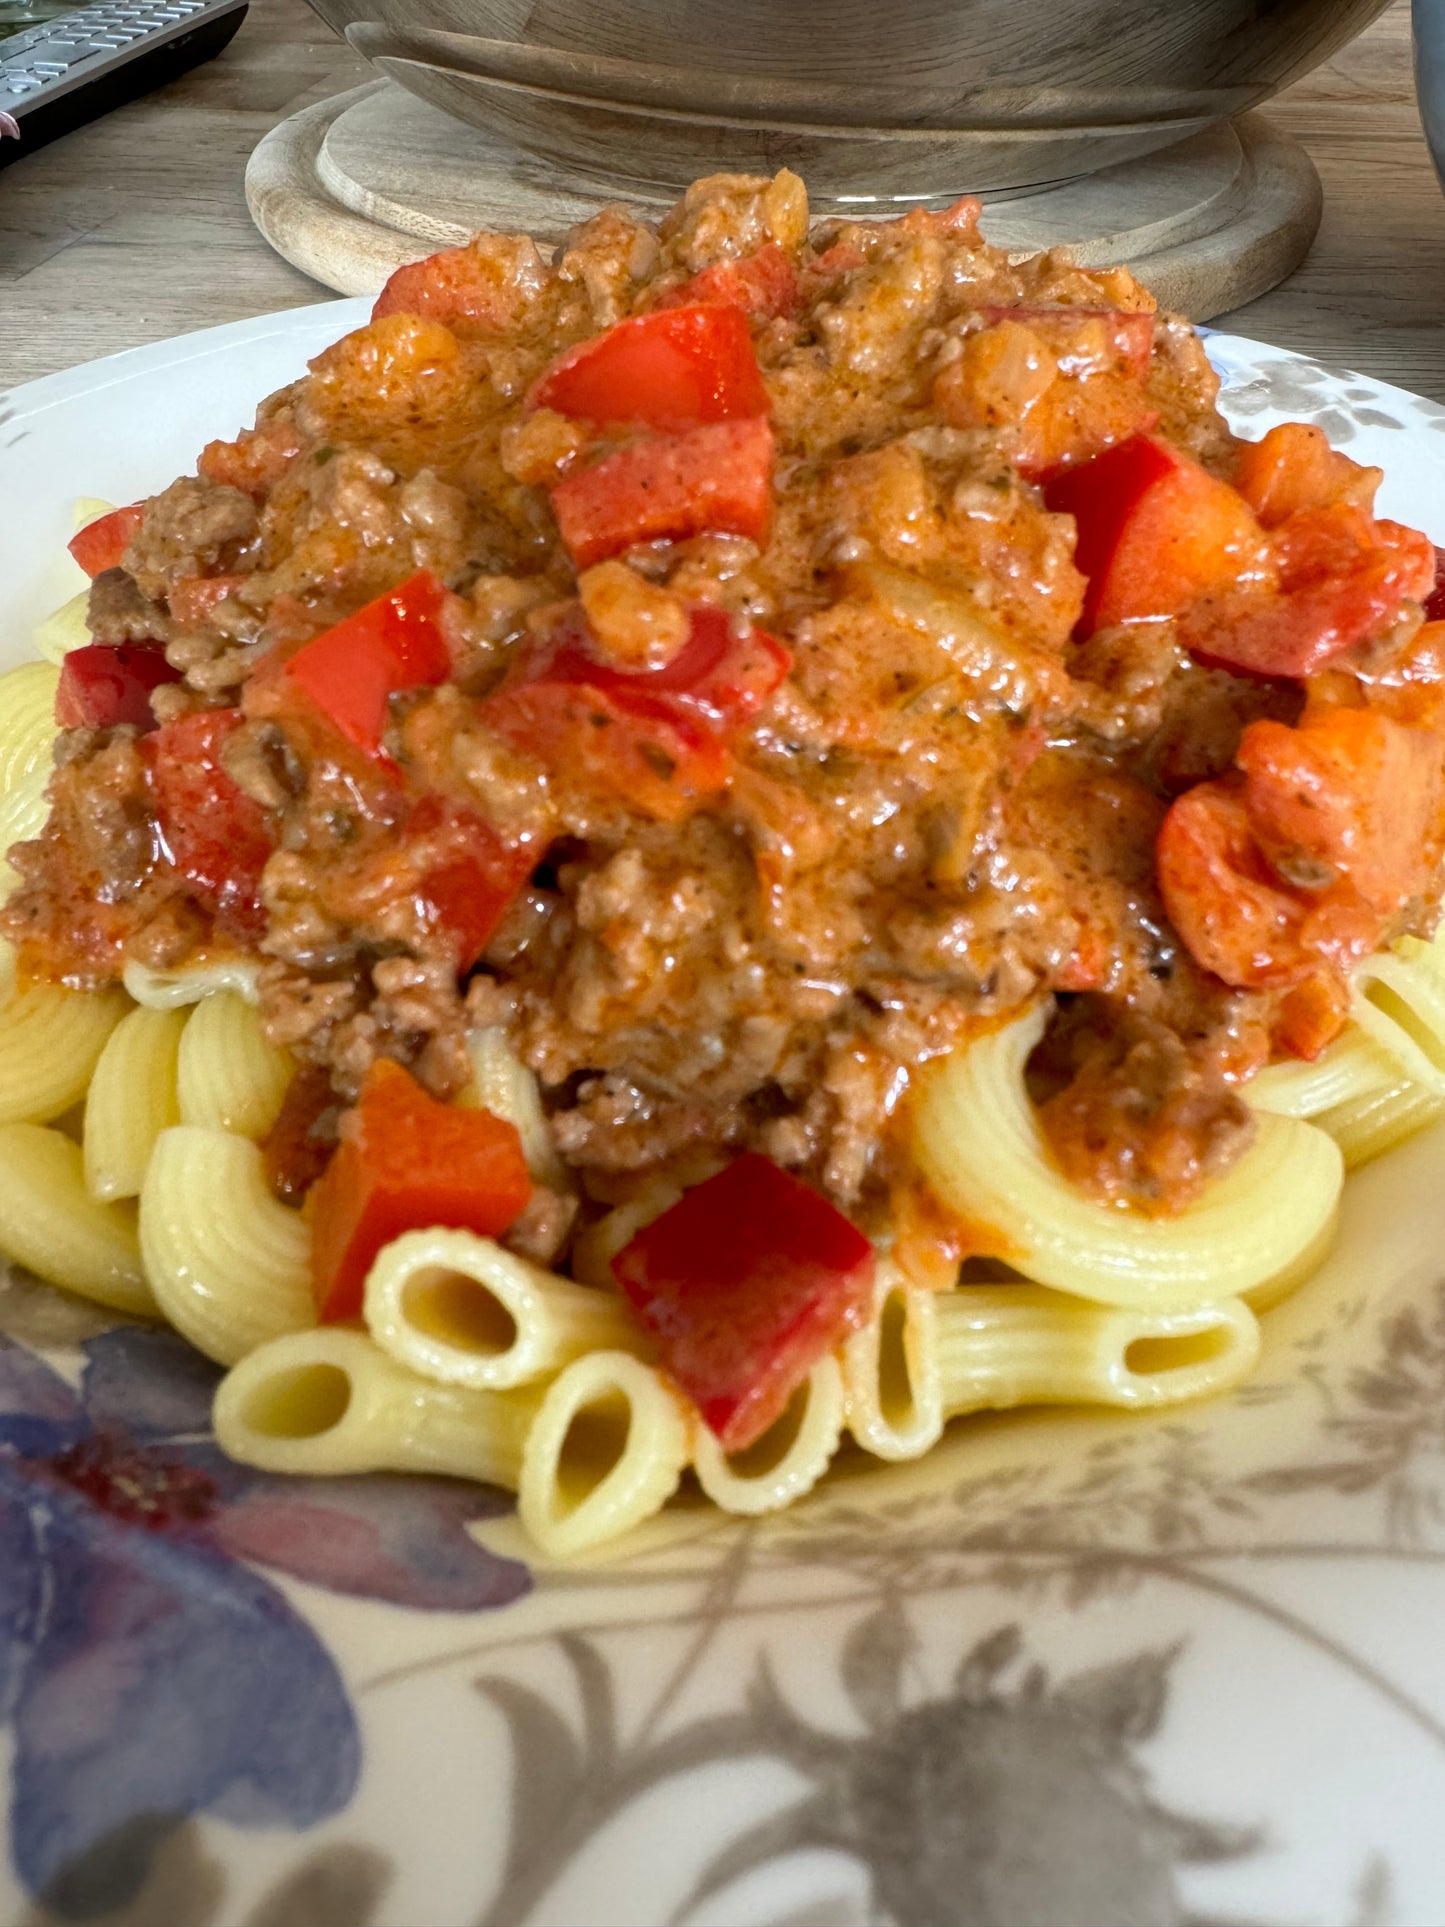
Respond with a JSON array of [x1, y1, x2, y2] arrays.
[[518, 1351, 691, 1558], [176, 990, 293, 1139], [214, 1327, 538, 1487], [690, 1355, 846, 1516], [84, 1004, 186, 1202], [913, 1004, 1345, 1310], [139, 1126, 314, 1365], [0, 1121, 155, 1316], [841, 1263, 943, 1463], [931, 1284, 1260, 1418], [364, 1226, 644, 1390], [0, 979, 128, 1127]]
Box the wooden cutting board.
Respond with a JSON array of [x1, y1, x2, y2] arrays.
[[247, 78, 1322, 321]]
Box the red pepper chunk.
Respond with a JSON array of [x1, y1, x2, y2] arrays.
[[1045, 433, 1265, 637], [1233, 421, 1380, 528], [55, 643, 181, 730], [484, 672, 732, 823], [309, 1058, 531, 1322], [532, 305, 769, 429], [551, 417, 775, 568], [1184, 507, 1436, 679], [482, 603, 789, 820], [1156, 779, 1378, 993], [1426, 547, 1445, 624], [143, 708, 275, 942], [68, 504, 145, 579], [282, 571, 451, 758], [612, 1153, 875, 1452], [399, 795, 538, 969], [663, 245, 799, 321]]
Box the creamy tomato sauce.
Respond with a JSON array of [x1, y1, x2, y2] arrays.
[[8, 171, 1444, 1266]]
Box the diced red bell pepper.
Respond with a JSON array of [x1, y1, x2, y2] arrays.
[[282, 570, 452, 759], [169, 574, 248, 627], [1184, 507, 1436, 679], [309, 1057, 531, 1321], [68, 504, 145, 579], [482, 602, 788, 819], [1272, 969, 1352, 1062], [664, 245, 799, 321], [1044, 434, 1265, 638], [55, 643, 182, 731], [1233, 421, 1379, 528], [1426, 547, 1445, 624], [981, 306, 1155, 379], [1236, 705, 1443, 919], [531, 305, 769, 429], [398, 794, 538, 969], [611, 1152, 875, 1451], [199, 419, 305, 494], [373, 242, 504, 326], [483, 670, 732, 823], [550, 417, 775, 568], [1156, 777, 1379, 991], [143, 707, 275, 942]]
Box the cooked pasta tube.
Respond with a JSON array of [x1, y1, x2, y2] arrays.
[[364, 1227, 643, 1391], [1247, 1026, 1401, 1119], [841, 1261, 943, 1462], [177, 991, 293, 1139], [1349, 952, 1445, 1095], [570, 1182, 684, 1290], [461, 1027, 570, 1190], [690, 1355, 847, 1516], [0, 981, 128, 1126], [73, 496, 117, 531], [84, 1005, 185, 1202], [914, 1004, 1343, 1309], [933, 1284, 1260, 1417], [0, 664, 61, 887], [123, 956, 262, 1009], [33, 590, 91, 664], [1315, 1080, 1445, 1170], [214, 1327, 537, 1487], [0, 1122, 154, 1316], [139, 1126, 315, 1365], [518, 1350, 690, 1557]]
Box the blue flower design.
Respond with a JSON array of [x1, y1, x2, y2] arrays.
[[0, 1324, 530, 1912]]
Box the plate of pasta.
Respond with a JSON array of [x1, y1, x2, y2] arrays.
[[6, 175, 1445, 1927]]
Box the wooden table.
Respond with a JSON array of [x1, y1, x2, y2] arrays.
[[1, 0, 1443, 399]]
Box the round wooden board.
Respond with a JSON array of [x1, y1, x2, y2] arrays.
[[246, 79, 1322, 321]]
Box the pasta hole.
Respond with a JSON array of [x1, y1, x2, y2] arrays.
[[1124, 1326, 1232, 1379], [1363, 980, 1445, 1074], [555, 1390, 632, 1515], [242, 1363, 351, 1439], [403, 1270, 518, 1358], [724, 1381, 810, 1479], [876, 1291, 916, 1429]]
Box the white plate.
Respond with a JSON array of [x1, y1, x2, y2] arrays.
[[5, 311, 1445, 1927]]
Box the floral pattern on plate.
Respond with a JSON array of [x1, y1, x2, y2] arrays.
[[0, 1321, 528, 1916], [3, 317, 1445, 1927]]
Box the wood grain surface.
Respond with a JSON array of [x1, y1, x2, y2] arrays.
[[250, 85, 1321, 322], [0, 0, 1442, 400]]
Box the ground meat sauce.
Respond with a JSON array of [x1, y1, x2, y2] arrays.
[[8, 172, 1444, 1247]]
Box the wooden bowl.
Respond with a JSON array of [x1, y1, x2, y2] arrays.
[[309, 0, 1391, 202]]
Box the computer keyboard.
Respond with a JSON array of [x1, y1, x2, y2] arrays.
[[0, 0, 247, 164]]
